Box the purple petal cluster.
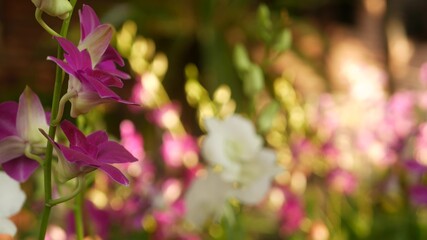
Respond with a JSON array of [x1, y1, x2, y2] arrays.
[[0, 87, 48, 182], [48, 5, 134, 117], [46, 120, 138, 185]]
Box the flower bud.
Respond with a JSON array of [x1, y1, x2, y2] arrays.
[[31, 0, 72, 20]]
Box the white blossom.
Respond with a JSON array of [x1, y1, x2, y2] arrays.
[[185, 115, 280, 227], [0, 171, 26, 236]]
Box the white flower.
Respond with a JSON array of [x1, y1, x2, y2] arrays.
[[185, 115, 280, 228], [0, 171, 26, 236]]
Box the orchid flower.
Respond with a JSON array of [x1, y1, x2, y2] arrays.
[[43, 120, 138, 185], [185, 115, 280, 227], [48, 5, 133, 118], [0, 87, 49, 182], [0, 171, 26, 236]]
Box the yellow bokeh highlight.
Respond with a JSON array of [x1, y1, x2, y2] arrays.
[[213, 85, 231, 104], [87, 189, 108, 209], [141, 214, 157, 233]]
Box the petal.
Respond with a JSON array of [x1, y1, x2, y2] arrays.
[[79, 4, 101, 41], [47, 56, 76, 76], [231, 149, 279, 205], [60, 120, 88, 148], [98, 164, 129, 185], [84, 75, 121, 100], [58, 144, 98, 165], [53, 37, 82, 70], [99, 46, 125, 67], [87, 131, 108, 146], [16, 87, 49, 143], [0, 218, 17, 236], [69, 91, 106, 118], [97, 141, 138, 164], [0, 136, 25, 164], [89, 69, 124, 88], [0, 102, 18, 139], [184, 170, 230, 228], [40, 129, 83, 182], [78, 24, 113, 66], [0, 171, 26, 217], [2, 157, 39, 182]]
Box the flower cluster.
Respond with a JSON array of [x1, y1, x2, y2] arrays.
[[185, 115, 280, 227]]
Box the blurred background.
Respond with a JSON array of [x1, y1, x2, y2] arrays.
[[4, 0, 427, 239]]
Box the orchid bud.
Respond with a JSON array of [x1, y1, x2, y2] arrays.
[[31, 0, 72, 20]]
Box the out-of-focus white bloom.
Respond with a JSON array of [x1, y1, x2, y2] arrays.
[[185, 115, 280, 228], [0, 171, 26, 236]]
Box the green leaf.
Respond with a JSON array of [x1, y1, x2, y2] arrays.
[[233, 44, 251, 72], [257, 100, 280, 133], [272, 29, 292, 52], [242, 64, 264, 97]]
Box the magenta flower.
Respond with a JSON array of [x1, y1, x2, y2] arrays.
[[160, 133, 198, 168], [44, 120, 137, 185], [120, 120, 145, 161], [48, 5, 133, 117], [0, 87, 49, 182]]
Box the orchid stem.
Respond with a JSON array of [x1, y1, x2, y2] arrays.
[[38, 0, 77, 239], [47, 176, 85, 207], [35, 8, 61, 37], [51, 91, 77, 126], [74, 180, 85, 240], [24, 147, 44, 165]]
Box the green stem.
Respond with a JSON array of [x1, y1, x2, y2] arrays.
[[35, 8, 61, 37], [51, 90, 78, 126], [74, 182, 85, 240], [38, 1, 77, 239], [24, 146, 44, 165], [47, 176, 85, 207]]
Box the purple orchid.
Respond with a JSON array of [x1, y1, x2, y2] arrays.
[[43, 120, 137, 185], [0, 87, 49, 182], [48, 5, 133, 118]]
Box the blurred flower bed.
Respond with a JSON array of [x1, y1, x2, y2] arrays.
[[3, 0, 427, 239]]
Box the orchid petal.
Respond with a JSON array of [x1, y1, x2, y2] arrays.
[[97, 65, 130, 80], [54, 37, 82, 70], [47, 56, 76, 77], [2, 156, 39, 182], [60, 121, 88, 148], [0, 136, 25, 164], [184, 170, 230, 228], [79, 4, 101, 41], [98, 164, 129, 185], [58, 144, 98, 165], [87, 131, 108, 146], [16, 87, 49, 143], [84, 75, 121, 100], [0, 218, 17, 236], [69, 91, 106, 118], [89, 70, 124, 88], [0, 171, 26, 217], [99, 46, 125, 67], [97, 141, 138, 164], [232, 149, 279, 205], [78, 24, 113, 67], [0, 102, 18, 139]]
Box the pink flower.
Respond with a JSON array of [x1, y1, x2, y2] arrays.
[[43, 120, 137, 185], [0, 87, 48, 181], [326, 168, 357, 195], [148, 102, 181, 129], [120, 120, 145, 161], [279, 192, 305, 236], [160, 133, 198, 168], [48, 5, 133, 117]]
